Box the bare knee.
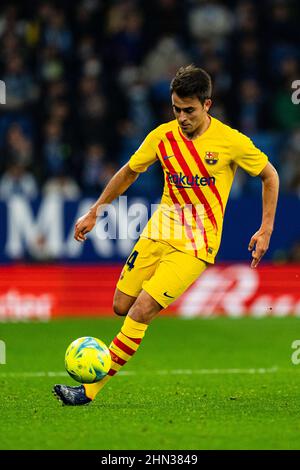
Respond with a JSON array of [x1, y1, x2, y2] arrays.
[[113, 299, 128, 316], [112, 289, 136, 316]]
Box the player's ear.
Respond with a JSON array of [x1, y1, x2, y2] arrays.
[[204, 98, 212, 112]]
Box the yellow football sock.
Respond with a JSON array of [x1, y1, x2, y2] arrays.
[[84, 316, 148, 400]]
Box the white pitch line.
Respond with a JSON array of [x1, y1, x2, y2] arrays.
[[0, 367, 278, 378], [165, 367, 279, 375]]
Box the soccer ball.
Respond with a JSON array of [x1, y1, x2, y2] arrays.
[[65, 336, 111, 384]]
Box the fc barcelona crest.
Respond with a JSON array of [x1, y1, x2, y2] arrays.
[[205, 151, 219, 165]]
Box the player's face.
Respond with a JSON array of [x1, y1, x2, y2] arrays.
[[171, 92, 212, 138]]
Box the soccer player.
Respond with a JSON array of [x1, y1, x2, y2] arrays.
[[53, 65, 279, 405]]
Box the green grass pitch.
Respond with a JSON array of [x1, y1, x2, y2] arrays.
[[0, 316, 300, 450]]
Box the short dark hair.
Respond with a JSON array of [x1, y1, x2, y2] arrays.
[[170, 64, 212, 104]]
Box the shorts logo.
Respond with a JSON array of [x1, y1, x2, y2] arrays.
[[163, 291, 174, 298], [205, 151, 219, 165]]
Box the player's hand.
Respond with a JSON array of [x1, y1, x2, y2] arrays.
[[74, 210, 97, 242], [248, 228, 272, 268]]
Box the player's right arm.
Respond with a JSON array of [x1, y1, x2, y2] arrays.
[[74, 127, 159, 242], [74, 163, 139, 242]]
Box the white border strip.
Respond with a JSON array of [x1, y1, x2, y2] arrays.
[[0, 367, 278, 378]]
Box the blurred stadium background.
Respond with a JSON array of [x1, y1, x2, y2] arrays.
[[0, 0, 300, 321]]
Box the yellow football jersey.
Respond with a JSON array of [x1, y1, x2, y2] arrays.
[[128, 116, 268, 264]]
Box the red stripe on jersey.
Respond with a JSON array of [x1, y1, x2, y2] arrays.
[[158, 142, 199, 256], [158, 141, 208, 256], [166, 131, 218, 233], [180, 132, 224, 216], [113, 337, 136, 356], [180, 204, 198, 258], [158, 141, 207, 256]]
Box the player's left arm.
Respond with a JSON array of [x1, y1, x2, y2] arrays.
[[248, 162, 280, 268]]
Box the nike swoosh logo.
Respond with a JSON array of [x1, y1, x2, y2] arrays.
[[163, 155, 174, 160], [163, 291, 174, 298]]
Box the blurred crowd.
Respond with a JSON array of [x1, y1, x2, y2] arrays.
[[0, 0, 299, 201]]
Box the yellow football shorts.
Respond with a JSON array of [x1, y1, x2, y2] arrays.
[[117, 237, 207, 308]]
